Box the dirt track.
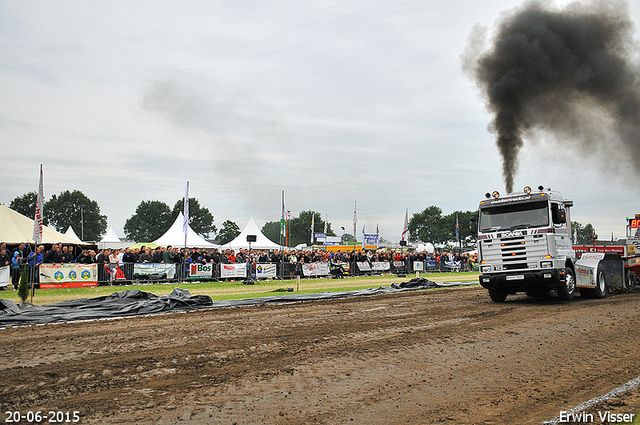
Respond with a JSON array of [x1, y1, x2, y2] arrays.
[[2, 285, 640, 425]]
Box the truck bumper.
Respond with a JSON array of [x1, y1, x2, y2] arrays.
[[479, 269, 563, 293]]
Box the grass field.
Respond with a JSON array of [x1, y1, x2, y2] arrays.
[[1, 272, 480, 305]]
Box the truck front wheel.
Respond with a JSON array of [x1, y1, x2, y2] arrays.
[[557, 268, 576, 301], [488, 288, 507, 303]]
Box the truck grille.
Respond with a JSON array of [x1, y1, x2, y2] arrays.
[[481, 235, 548, 271]]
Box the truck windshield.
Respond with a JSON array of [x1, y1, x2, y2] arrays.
[[479, 201, 549, 232]]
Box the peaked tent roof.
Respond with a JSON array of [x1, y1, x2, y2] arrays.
[[153, 212, 219, 248], [100, 226, 122, 243], [0, 204, 89, 245], [221, 216, 281, 250], [64, 226, 82, 242]]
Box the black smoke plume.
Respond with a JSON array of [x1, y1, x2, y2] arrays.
[[464, 0, 640, 193]]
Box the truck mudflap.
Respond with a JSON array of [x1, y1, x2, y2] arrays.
[[575, 252, 624, 290], [479, 269, 564, 292]]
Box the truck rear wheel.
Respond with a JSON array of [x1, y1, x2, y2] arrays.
[[557, 268, 575, 301], [488, 288, 507, 302], [593, 265, 607, 298]]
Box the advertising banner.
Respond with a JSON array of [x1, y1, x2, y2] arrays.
[[256, 263, 277, 279], [0, 266, 10, 287], [357, 262, 372, 271], [189, 263, 213, 280], [302, 262, 330, 277], [39, 264, 98, 288], [371, 261, 391, 271], [134, 263, 176, 279], [220, 263, 247, 279]]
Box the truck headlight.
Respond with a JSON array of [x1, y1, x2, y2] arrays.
[[481, 265, 492, 273], [541, 261, 553, 269]]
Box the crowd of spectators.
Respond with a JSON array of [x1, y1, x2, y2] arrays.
[[2, 241, 478, 287]]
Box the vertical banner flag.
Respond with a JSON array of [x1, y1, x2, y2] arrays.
[[456, 213, 460, 241], [376, 224, 380, 246], [310, 213, 315, 245], [33, 164, 44, 244], [353, 201, 357, 243], [280, 191, 286, 237], [183, 181, 189, 235], [362, 223, 365, 249], [401, 208, 409, 242]]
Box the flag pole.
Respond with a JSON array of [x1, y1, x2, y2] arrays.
[[32, 164, 44, 303], [183, 181, 189, 249]]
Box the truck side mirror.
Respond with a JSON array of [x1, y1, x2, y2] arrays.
[[552, 208, 566, 225], [469, 215, 478, 234]]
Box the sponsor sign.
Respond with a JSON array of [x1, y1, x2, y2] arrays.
[[220, 263, 247, 279], [302, 262, 330, 277], [573, 245, 625, 255], [0, 266, 10, 287], [356, 262, 371, 272], [413, 261, 424, 272], [39, 264, 98, 288], [256, 263, 277, 279], [371, 261, 391, 271], [134, 263, 176, 279], [189, 263, 213, 280]]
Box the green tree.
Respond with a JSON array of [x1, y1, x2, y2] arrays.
[[409, 206, 477, 247], [217, 220, 241, 245], [261, 221, 283, 244], [171, 198, 216, 238], [123, 200, 172, 242], [17, 268, 29, 303], [341, 233, 356, 243], [409, 206, 447, 245], [572, 221, 597, 244], [10, 192, 49, 225], [45, 190, 107, 241], [287, 211, 334, 247]]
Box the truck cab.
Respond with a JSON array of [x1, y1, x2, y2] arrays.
[[472, 186, 576, 302]]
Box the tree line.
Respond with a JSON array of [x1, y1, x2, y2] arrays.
[[8, 191, 599, 246]]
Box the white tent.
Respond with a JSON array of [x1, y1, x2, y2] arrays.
[[0, 204, 89, 245], [101, 226, 122, 243], [64, 226, 82, 242], [221, 216, 281, 250], [98, 226, 130, 249], [153, 212, 219, 248]]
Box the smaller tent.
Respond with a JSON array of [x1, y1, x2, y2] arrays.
[[153, 213, 219, 248], [99, 226, 129, 249], [64, 226, 82, 242], [221, 217, 281, 250]]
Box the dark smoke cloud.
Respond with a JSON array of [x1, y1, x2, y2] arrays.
[[463, 0, 640, 193]]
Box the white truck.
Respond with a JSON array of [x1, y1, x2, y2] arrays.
[[471, 186, 577, 302]]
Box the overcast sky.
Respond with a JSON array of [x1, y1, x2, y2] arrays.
[[2, 0, 639, 242]]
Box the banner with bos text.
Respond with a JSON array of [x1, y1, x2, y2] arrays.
[[39, 264, 98, 288], [134, 263, 176, 279], [220, 263, 247, 279], [302, 262, 330, 277], [189, 263, 213, 280], [371, 261, 390, 271], [256, 263, 277, 279], [0, 266, 10, 287]]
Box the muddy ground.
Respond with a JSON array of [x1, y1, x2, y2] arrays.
[[1, 285, 639, 425]]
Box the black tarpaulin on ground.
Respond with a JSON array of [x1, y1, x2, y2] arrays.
[[0, 278, 476, 327]]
